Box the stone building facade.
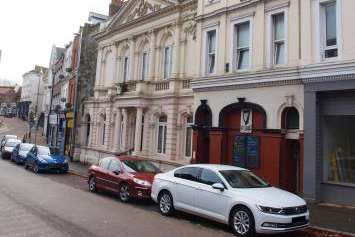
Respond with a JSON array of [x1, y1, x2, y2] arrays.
[[80, 0, 198, 167], [191, 0, 355, 205]]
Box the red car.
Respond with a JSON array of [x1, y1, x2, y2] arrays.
[[88, 156, 161, 202]]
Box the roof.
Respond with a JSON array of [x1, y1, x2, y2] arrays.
[[183, 164, 247, 171]]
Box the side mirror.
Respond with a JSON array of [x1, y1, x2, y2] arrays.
[[113, 170, 121, 175], [212, 183, 225, 191]]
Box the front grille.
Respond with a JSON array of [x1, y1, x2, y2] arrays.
[[283, 205, 308, 215]]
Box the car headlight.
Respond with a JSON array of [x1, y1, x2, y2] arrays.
[[257, 205, 284, 215], [133, 178, 151, 187], [63, 158, 68, 164]]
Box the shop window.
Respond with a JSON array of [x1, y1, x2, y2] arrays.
[[323, 116, 355, 185], [282, 107, 300, 130], [157, 115, 167, 154]]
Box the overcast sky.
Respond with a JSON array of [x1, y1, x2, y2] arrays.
[[0, 0, 111, 85]]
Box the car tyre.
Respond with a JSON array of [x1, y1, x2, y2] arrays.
[[230, 206, 255, 237], [33, 163, 39, 174], [89, 176, 97, 193], [158, 191, 174, 216], [24, 162, 29, 170], [118, 183, 130, 202]]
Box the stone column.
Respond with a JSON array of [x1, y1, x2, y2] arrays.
[[121, 108, 128, 151], [112, 109, 122, 152], [133, 107, 143, 154], [148, 30, 156, 81], [171, 23, 181, 78]]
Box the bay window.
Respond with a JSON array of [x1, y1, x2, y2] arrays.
[[234, 21, 250, 70]]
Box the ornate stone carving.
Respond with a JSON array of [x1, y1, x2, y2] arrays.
[[183, 11, 197, 40], [127, 0, 162, 22]]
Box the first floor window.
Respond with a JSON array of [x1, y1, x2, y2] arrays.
[[185, 116, 193, 158], [157, 115, 167, 154], [323, 116, 355, 185], [206, 30, 216, 74], [123, 57, 129, 82], [141, 52, 148, 81], [272, 13, 285, 65], [234, 21, 250, 70], [321, 1, 338, 58], [101, 114, 106, 145], [163, 47, 172, 79]]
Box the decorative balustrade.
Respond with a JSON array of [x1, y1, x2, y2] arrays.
[[155, 81, 170, 91], [182, 80, 191, 89]]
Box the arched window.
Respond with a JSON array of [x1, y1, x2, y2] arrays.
[[282, 107, 299, 129], [185, 116, 193, 159], [100, 114, 106, 145], [161, 36, 173, 80], [139, 41, 150, 81], [85, 114, 91, 146], [157, 115, 167, 154]]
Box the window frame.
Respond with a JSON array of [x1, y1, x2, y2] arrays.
[[272, 12, 286, 65], [231, 17, 253, 72], [122, 56, 129, 82], [157, 115, 168, 154], [184, 116, 193, 159], [320, 0, 339, 60], [202, 24, 219, 76], [266, 8, 288, 67], [206, 29, 217, 75], [141, 51, 149, 81], [163, 46, 173, 80]]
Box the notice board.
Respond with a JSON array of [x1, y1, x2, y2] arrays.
[[233, 135, 260, 169]]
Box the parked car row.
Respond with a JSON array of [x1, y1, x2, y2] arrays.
[[0, 134, 69, 174], [88, 156, 310, 236]]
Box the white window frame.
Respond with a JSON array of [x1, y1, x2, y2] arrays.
[[266, 8, 288, 67], [315, 0, 342, 62], [157, 116, 167, 154], [184, 116, 193, 160], [122, 56, 129, 82], [202, 24, 219, 76], [231, 17, 253, 72], [141, 51, 149, 81], [163, 46, 173, 80]]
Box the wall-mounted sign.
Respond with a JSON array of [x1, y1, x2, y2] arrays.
[[240, 109, 252, 133], [233, 135, 260, 169]]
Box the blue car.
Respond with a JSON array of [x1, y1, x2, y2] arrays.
[[11, 143, 34, 164], [24, 145, 69, 174]]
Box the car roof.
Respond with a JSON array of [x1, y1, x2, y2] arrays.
[[178, 164, 248, 172], [6, 139, 21, 143], [5, 135, 17, 138]]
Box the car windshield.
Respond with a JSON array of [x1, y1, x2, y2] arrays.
[[122, 160, 161, 173], [20, 144, 34, 151], [6, 140, 21, 147], [219, 170, 270, 188], [37, 146, 51, 155]]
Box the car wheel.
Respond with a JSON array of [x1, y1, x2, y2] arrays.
[[24, 162, 29, 170], [88, 176, 97, 193], [33, 163, 39, 174], [119, 183, 130, 202], [230, 206, 255, 237], [158, 191, 174, 216]]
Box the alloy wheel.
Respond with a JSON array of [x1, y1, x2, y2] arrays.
[[119, 184, 130, 202], [233, 210, 250, 235], [89, 177, 96, 192], [159, 193, 172, 215]]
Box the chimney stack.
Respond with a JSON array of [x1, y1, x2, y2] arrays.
[[109, 0, 124, 17]]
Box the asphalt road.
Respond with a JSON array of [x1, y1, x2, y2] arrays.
[[0, 117, 310, 237]]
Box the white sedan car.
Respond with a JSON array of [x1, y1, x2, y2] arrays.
[[151, 164, 309, 236]]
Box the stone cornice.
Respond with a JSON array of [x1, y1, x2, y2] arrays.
[[191, 61, 355, 92]]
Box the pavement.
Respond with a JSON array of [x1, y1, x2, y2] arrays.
[[1, 116, 355, 237]]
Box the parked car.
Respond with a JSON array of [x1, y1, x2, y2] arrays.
[[88, 156, 161, 202], [151, 164, 309, 237], [0, 135, 18, 152], [24, 145, 69, 174], [11, 143, 34, 164], [1, 139, 21, 159]]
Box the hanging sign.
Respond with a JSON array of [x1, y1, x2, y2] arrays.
[[240, 109, 252, 133]]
